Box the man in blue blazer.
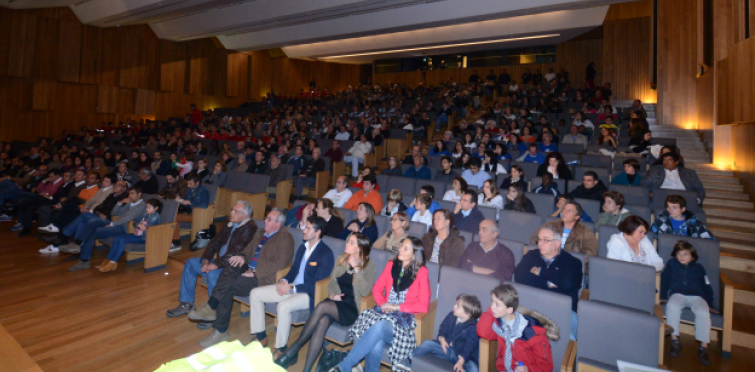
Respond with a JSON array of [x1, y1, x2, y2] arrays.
[[248, 215, 334, 358]]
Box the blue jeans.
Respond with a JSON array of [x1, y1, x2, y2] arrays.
[[455, 107, 467, 119], [571, 311, 578, 341], [81, 225, 125, 261], [106, 234, 146, 262], [343, 155, 364, 177], [413, 340, 479, 372], [436, 114, 448, 130], [338, 320, 393, 372], [0, 181, 23, 206], [178, 257, 223, 304], [63, 213, 102, 240]]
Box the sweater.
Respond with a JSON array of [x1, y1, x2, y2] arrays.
[[610, 172, 642, 186], [454, 207, 486, 234], [403, 165, 431, 180], [373, 231, 409, 254], [514, 249, 583, 311], [435, 312, 480, 365], [459, 241, 515, 282], [241, 228, 295, 286], [606, 233, 664, 271], [381, 167, 403, 177], [111, 200, 148, 227], [343, 190, 383, 213], [660, 258, 715, 308], [158, 179, 187, 200], [84, 186, 114, 211], [373, 260, 431, 314]]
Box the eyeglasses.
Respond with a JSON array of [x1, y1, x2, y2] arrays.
[[536, 238, 559, 244]]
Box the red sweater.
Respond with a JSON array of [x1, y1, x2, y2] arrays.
[[477, 310, 553, 372], [372, 261, 430, 314]]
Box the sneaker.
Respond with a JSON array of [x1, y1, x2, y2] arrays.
[[169, 243, 182, 252], [18, 228, 31, 237], [59, 243, 81, 254], [166, 302, 194, 318], [394, 360, 411, 371], [188, 303, 217, 322], [11, 223, 23, 232], [669, 340, 682, 358], [697, 347, 711, 366], [68, 260, 91, 272], [0, 214, 12, 222], [198, 329, 229, 348], [39, 245, 59, 254], [38, 224, 59, 233]]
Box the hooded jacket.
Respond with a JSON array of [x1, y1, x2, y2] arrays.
[[437, 311, 480, 365], [477, 306, 559, 372]]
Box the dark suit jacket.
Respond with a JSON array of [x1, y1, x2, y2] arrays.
[[283, 240, 335, 310], [641, 165, 706, 202], [135, 175, 159, 194]]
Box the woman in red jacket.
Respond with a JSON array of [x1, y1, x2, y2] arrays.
[[331, 236, 431, 372], [477, 284, 559, 372]]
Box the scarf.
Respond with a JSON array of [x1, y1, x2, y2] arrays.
[[390, 260, 415, 292], [492, 312, 526, 372]]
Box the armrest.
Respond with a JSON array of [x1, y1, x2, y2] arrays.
[[721, 272, 734, 356], [654, 303, 665, 366], [360, 293, 376, 311], [566, 341, 577, 372], [655, 272, 661, 304], [315, 170, 330, 199], [276, 264, 292, 282], [275, 180, 293, 210], [143, 222, 176, 272], [414, 300, 438, 344], [561, 340, 576, 372], [479, 338, 498, 372], [364, 153, 376, 168], [580, 289, 590, 301], [191, 204, 216, 238], [313, 277, 330, 306]]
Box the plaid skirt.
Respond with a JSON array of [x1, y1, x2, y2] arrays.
[[349, 308, 417, 371]]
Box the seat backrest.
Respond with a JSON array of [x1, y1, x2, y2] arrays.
[[426, 261, 441, 301], [245, 174, 270, 194], [375, 175, 390, 191], [436, 200, 457, 213], [497, 210, 544, 244], [608, 184, 650, 205], [155, 175, 167, 193], [387, 177, 416, 199], [253, 218, 264, 228], [279, 164, 295, 181], [225, 172, 248, 191], [337, 208, 356, 225], [589, 256, 657, 314], [580, 154, 613, 169], [407, 221, 427, 238], [570, 251, 587, 291], [526, 191, 556, 217], [513, 161, 539, 180], [158, 198, 179, 224], [574, 165, 610, 186], [204, 184, 219, 205], [477, 205, 498, 221], [323, 236, 346, 258], [597, 225, 618, 257], [498, 238, 525, 266], [458, 230, 474, 245], [370, 248, 394, 279], [559, 143, 585, 154], [434, 267, 499, 335], [657, 234, 721, 310], [286, 227, 303, 251], [374, 214, 389, 241], [414, 180, 446, 199], [511, 282, 573, 372], [625, 203, 652, 223], [574, 198, 600, 222], [576, 300, 660, 368], [651, 189, 703, 215]]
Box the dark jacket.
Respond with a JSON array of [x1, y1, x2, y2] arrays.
[[530, 220, 598, 259], [324, 216, 344, 238], [200, 218, 258, 268], [337, 220, 379, 245], [434, 169, 457, 183], [567, 180, 607, 202], [93, 191, 128, 220], [610, 171, 642, 186], [504, 198, 537, 214], [53, 181, 77, 203], [381, 167, 402, 177], [660, 258, 715, 308], [420, 228, 466, 270], [182, 184, 210, 213], [437, 311, 480, 365], [300, 158, 325, 178], [241, 227, 295, 286], [158, 179, 187, 200], [500, 177, 527, 191], [454, 206, 485, 234], [135, 175, 159, 194], [515, 249, 583, 311], [283, 240, 335, 310], [642, 165, 706, 203], [651, 210, 714, 239]]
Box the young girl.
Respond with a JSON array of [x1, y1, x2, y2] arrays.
[[499, 164, 527, 191], [443, 177, 468, 203], [504, 183, 536, 214], [99, 198, 163, 273], [661, 241, 717, 366], [478, 180, 505, 212]]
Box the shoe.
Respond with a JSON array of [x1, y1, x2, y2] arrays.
[[59, 243, 81, 254], [394, 360, 411, 371], [18, 228, 31, 237], [65, 254, 81, 262], [39, 245, 59, 254], [328, 366, 343, 372], [198, 329, 229, 348], [11, 223, 23, 232], [669, 340, 682, 358], [0, 214, 12, 222], [95, 259, 110, 269], [38, 224, 59, 233], [99, 261, 118, 273], [274, 352, 298, 369], [697, 347, 711, 366], [188, 303, 217, 322], [170, 242, 182, 252], [38, 234, 59, 243], [197, 322, 213, 330], [68, 260, 91, 272], [166, 302, 194, 318]]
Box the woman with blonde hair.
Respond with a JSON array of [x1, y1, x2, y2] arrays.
[[478, 179, 504, 211], [373, 211, 410, 254]]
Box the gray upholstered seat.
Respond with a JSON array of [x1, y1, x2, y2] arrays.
[[414, 180, 446, 198], [626, 203, 652, 223], [374, 214, 389, 240], [574, 198, 600, 222], [608, 184, 650, 205], [477, 205, 498, 221], [572, 165, 610, 187], [651, 189, 704, 215], [497, 210, 544, 244], [337, 208, 356, 226], [526, 191, 556, 217], [513, 161, 539, 181], [498, 238, 525, 266], [436, 200, 456, 212], [580, 154, 613, 169], [576, 300, 660, 370], [388, 177, 417, 199], [588, 256, 657, 314]]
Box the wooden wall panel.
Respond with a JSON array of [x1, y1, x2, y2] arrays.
[[5, 78, 33, 111], [604, 0, 651, 21], [101, 28, 121, 87], [79, 26, 103, 85], [8, 12, 36, 78], [658, 0, 699, 127], [118, 88, 136, 115], [603, 17, 656, 103], [56, 21, 82, 83], [32, 80, 57, 111], [32, 16, 58, 81], [0, 8, 12, 77], [97, 86, 120, 114], [135, 89, 156, 116]]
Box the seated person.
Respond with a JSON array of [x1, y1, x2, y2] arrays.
[[323, 175, 353, 208], [293, 147, 326, 199], [434, 156, 457, 183], [478, 179, 505, 211], [459, 219, 516, 282], [533, 173, 560, 198], [38, 172, 107, 234], [517, 226, 583, 341], [343, 175, 383, 213], [352, 166, 380, 190], [405, 184, 440, 218], [536, 152, 573, 180], [443, 177, 468, 203], [32, 169, 88, 231], [184, 209, 294, 346], [275, 232, 377, 371], [453, 190, 485, 234], [566, 171, 607, 202], [343, 134, 373, 178], [661, 241, 717, 366], [421, 209, 466, 267], [408, 294, 482, 372], [504, 183, 536, 214], [561, 124, 589, 149], [303, 198, 344, 238], [537, 132, 559, 153], [156, 169, 187, 200], [536, 199, 598, 258], [499, 164, 527, 191], [403, 154, 431, 180], [430, 140, 450, 156], [461, 157, 491, 189], [481, 151, 507, 176], [249, 216, 334, 357], [652, 194, 714, 239], [595, 190, 631, 228], [379, 189, 407, 217], [607, 216, 664, 271], [611, 158, 643, 186], [478, 284, 557, 372], [337, 202, 379, 244], [402, 145, 429, 166], [134, 168, 159, 194], [410, 194, 433, 230], [97, 198, 163, 272], [373, 211, 410, 254], [381, 156, 403, 177], [171, 173, 210, 249], [643, 152, 705, 204], [517, 143, 546, 164]]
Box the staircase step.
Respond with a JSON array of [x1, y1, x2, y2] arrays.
[[708, 218, 755, 229], [705, 184, 744, 193], [686, 163, 730, 170], [721, 241, 755, 253], [702, 176, 742, 185], [721, 255, 755, 273], [709, 228, 755, 242], [704, 198, 754, 209], [705, 208, 755, 220], [707, 191, 749, 201], [733, 303, 755, 335]]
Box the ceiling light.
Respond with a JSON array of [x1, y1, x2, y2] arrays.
[[319, 34, 559, 59]]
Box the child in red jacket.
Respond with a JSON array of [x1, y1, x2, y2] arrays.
[[477, 284, 559, 372]]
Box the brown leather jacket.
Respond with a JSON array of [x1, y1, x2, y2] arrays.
[[200, 219, 258, 267], [420, 228, 466, 269], [157, 179, 187, 200], [241, 227, 295, 286]]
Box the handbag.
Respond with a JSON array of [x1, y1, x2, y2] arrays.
[[315, 348, 348, 372]]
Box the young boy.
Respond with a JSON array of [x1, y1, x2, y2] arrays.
[[533, 173, 560, 198], [410, 194, 433, 231], [651, 194, 714, 239], [405, 294, 482, 372], [477, 284, 556, 372]]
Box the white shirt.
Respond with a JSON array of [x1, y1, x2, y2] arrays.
[[545, 72, 556, 82], [478, 194, 504, 210], [323, 188, 353, 208], [443, 190, 463, 203], [334, 132, 350, 140], [411, 209, 433, 231], [661, 168, 686, 191], [348, 141, 373, 159], [606, 233, 664, 272]]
